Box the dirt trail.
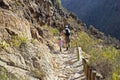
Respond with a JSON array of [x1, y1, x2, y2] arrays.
[[53, 48, 86, 80]]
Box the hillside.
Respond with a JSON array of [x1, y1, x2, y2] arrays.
[[62, 0, 120, 40], [0, 0, 120, 80], [0, 0, 85, 80]]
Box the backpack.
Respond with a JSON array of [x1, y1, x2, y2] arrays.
[[65, 28, 70, 36]]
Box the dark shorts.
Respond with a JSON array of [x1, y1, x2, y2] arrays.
[[65, 36, 70, 43]]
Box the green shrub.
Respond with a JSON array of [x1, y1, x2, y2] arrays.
[[71, 31, 100, 51], [55, 0, 61, 8], [11, 35, 28, 47], [71, 31, 120, 80], [112, 52, 120, 80], [49, 27, 58, 36], [0, 66, 18, 80], [31, 39, 39, 45], [0, 41, 9, 49], [112, 71, 120, 80]]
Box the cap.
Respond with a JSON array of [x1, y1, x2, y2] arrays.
[[65, 25, 68, 28]]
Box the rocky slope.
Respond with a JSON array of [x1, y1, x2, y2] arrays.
[[62, 0, 120, 40], [0, 0, 85, 80], [0, 0, 120, 80]]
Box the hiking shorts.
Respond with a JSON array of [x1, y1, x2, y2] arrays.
[[65, 36, 70, 43]]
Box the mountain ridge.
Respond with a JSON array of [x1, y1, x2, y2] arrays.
[[62, 0, 120, 40]]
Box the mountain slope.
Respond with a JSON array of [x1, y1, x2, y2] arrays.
[[62, 0, 120, 40], [0, 0, 85, 79], [0, 0, 120, 80]]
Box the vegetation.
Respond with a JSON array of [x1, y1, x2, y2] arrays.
[[31, 69, 45, 80], [10, 35, 28, 47], [31, 39, 39, 45], [0, 66, 18, 80], [55, 0, 62, 8], [49, 27, 58, 36], [71, 31, 120, 80], [0, 41, 9, 49]]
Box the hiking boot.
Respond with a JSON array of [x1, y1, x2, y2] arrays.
[[66, 47, 68, 51]]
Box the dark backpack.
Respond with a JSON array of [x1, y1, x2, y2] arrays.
[[65, 28, 70, 36]]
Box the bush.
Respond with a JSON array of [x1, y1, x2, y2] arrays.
[[0, 41, 9, 49], [71, 31, 102, 51], [55, 0, 61, 8], [31, 39, 39, 45], [0, 66, 18, 80], [88, 46, 120, 79], [71, 31, 120, 80], [49, 27, 58, 36], [112, 52, 120, 80], [11, 35, 28, 47]]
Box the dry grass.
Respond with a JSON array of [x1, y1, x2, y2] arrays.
[[71, 31, 120, 80]]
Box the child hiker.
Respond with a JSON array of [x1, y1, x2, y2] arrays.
[[58, 35, 63, 52]]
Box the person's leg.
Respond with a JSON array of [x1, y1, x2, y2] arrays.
[[66, 36, 69, 50], [68, 36, 70, 48], [66, 44, 68, 50], [60, 47, 62, 52], [60, 40, 62, 52]]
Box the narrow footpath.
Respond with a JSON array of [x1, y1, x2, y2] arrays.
[[53, 48, 86, 80]]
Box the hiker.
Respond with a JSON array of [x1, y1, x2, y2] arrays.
[[58, 35, 63, 52], [64, 24, 70, 50]]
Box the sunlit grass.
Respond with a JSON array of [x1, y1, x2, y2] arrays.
[[49, 27, 58, 36], [11, 35, 28, 47], [0, 66, 18, 80], [71, 31, 120, 80]]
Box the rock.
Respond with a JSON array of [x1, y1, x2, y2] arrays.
[[5, 28, 17, 36], [30, 27, 44, 43], [0, 9, 32, 40], [0, 0, 86, 80], [66, 65, 71, 68], [0, 0, 9, 9], [73, 73, 81, 78], [0, 28, 10, 41], [36, 27, 44, 38], [31, 56, 40, 69]]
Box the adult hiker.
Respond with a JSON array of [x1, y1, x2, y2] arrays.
[[64, 24, 71, 50]]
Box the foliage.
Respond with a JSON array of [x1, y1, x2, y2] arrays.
[[55, 0, 62, 8], [49, 27, 58, 36], [0, 41, 9, 49], [71, 31, 120, 80], [11, 35, 28, 47], [0, 66, 18, 80], [88, 46, 120, 79], [31, 39, 39, 45], [15, 0, 21, 6], [112, 71, 120, 80], [112, 53, 120, 80], [71, 31, 102, 49]]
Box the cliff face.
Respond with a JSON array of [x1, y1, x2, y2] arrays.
[[62, 0, 120, 40], [0, 0, 86, 80], [0, 1, 56, 80]]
